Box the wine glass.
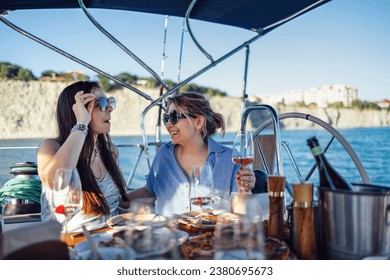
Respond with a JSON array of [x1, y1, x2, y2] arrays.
[[52, 167, 83, 242], [232, 131, 254, 191], [189, 164, 214, 234], [232, 130, 254, 166]]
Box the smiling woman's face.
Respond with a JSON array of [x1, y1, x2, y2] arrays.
[[165, 103, 202, 145]]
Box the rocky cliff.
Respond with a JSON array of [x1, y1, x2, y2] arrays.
[[1, 81, 389, 139]]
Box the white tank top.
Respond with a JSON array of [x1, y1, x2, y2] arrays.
[[40, 172, 120, 232]]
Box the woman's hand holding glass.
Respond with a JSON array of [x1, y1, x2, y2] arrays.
[[235, 166, 256, 192]]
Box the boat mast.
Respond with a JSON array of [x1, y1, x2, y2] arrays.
[[156, 15, 170, 152], [241, 46, 250, 115]]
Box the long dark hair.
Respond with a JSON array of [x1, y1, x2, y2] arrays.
[[167, 92, 225, 139], [56, 81, 128, 216]]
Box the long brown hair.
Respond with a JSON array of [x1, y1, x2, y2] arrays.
[[56, 81, 128, 216], [167, 92, 225, 139]]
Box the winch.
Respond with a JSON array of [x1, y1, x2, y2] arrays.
[[0, 162, 41, 215]]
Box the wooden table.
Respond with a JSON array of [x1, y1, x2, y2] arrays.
[[62, 227, 111, 247], [62, 219, 294, 260]]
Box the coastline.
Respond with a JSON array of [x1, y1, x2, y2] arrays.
[[1, 80, 389, 140]]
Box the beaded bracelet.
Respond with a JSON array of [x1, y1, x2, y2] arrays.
[[70, 124, 88, 136]]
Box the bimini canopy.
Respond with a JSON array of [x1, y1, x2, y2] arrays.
[[1, 0, 331, 33]]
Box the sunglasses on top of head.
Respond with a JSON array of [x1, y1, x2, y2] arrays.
[[163, 110, 193, 126], [96, 96, 116, 112]]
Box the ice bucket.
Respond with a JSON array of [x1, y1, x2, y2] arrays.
[[318, 184, 390, 260]]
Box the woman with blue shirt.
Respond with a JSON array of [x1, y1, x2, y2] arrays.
[[129, 92, 256, 216]]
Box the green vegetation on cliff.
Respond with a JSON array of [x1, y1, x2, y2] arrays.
[[0, 61, 226, 97]]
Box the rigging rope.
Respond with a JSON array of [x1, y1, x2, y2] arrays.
[[0, 178, 42, 206], [156, 15, 170, 152], [0, 162, 42, 206]]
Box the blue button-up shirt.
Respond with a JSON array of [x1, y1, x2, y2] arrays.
[[146, 137, 239, 216]]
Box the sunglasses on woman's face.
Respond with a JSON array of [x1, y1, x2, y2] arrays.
[[163, 110, 192, 126], [96, 96, 116, 112]]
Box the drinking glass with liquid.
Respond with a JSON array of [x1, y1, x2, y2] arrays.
[[232, 131, 254, 166], [189, 164, 215, 234], [214, 194, 265, 260]]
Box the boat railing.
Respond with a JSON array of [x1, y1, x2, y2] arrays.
[[0, 140, 234, 190], [0, 146, 38, 150], [118, 139, 234, 189], [0, 143, 151, 189], [240, 104, 284, 177]]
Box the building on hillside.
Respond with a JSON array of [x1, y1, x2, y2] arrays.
[[70, 71, 85, 80], [256, 84, 358, 108], [377, 99, 390, 109], [135, 79, 149, 86]]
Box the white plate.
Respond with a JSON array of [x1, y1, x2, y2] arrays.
[[135, 228, 189, 259], [71, 231, 136, 260], [71, 227, 188, 260], [107, 213, 167, 227]]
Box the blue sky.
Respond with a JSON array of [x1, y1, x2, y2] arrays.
[[0, 0, 389, 101]]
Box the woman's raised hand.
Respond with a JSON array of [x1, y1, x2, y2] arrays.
[[73, 91, 96, 125]]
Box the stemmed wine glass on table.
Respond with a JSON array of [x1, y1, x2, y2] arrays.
[[189, 164, 214, 235], [52, 167, 83, 244], [232, 130, 254, 191]]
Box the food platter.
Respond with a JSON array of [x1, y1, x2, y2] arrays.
[[177, 210, 242, 229], [106, 213, 167, 227], [71, 226, 188, 260], [177, 210, 220, 229], [71, 229, 136, 260], [181, 232, 294, 260]]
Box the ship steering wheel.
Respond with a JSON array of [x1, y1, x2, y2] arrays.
[[252, 112, 371, 185]]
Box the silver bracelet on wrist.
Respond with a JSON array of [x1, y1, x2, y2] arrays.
[[70, 124, 88, 136]]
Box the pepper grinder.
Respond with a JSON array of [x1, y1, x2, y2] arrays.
[[267, 175, 286, 241], [292, 182, 317, 260]]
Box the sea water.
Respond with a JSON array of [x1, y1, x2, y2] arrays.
[[1, 127, 389, 188]]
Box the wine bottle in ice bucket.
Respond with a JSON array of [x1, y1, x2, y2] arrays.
[[306, 136, 354, 191]]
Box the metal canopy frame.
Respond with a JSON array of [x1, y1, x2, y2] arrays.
[[0, 0, 332, 184]]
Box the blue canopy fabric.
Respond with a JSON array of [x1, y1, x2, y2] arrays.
[[0, 0, 331, 33]]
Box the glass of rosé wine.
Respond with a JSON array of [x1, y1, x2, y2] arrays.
[[232, 131, 254, 166]]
